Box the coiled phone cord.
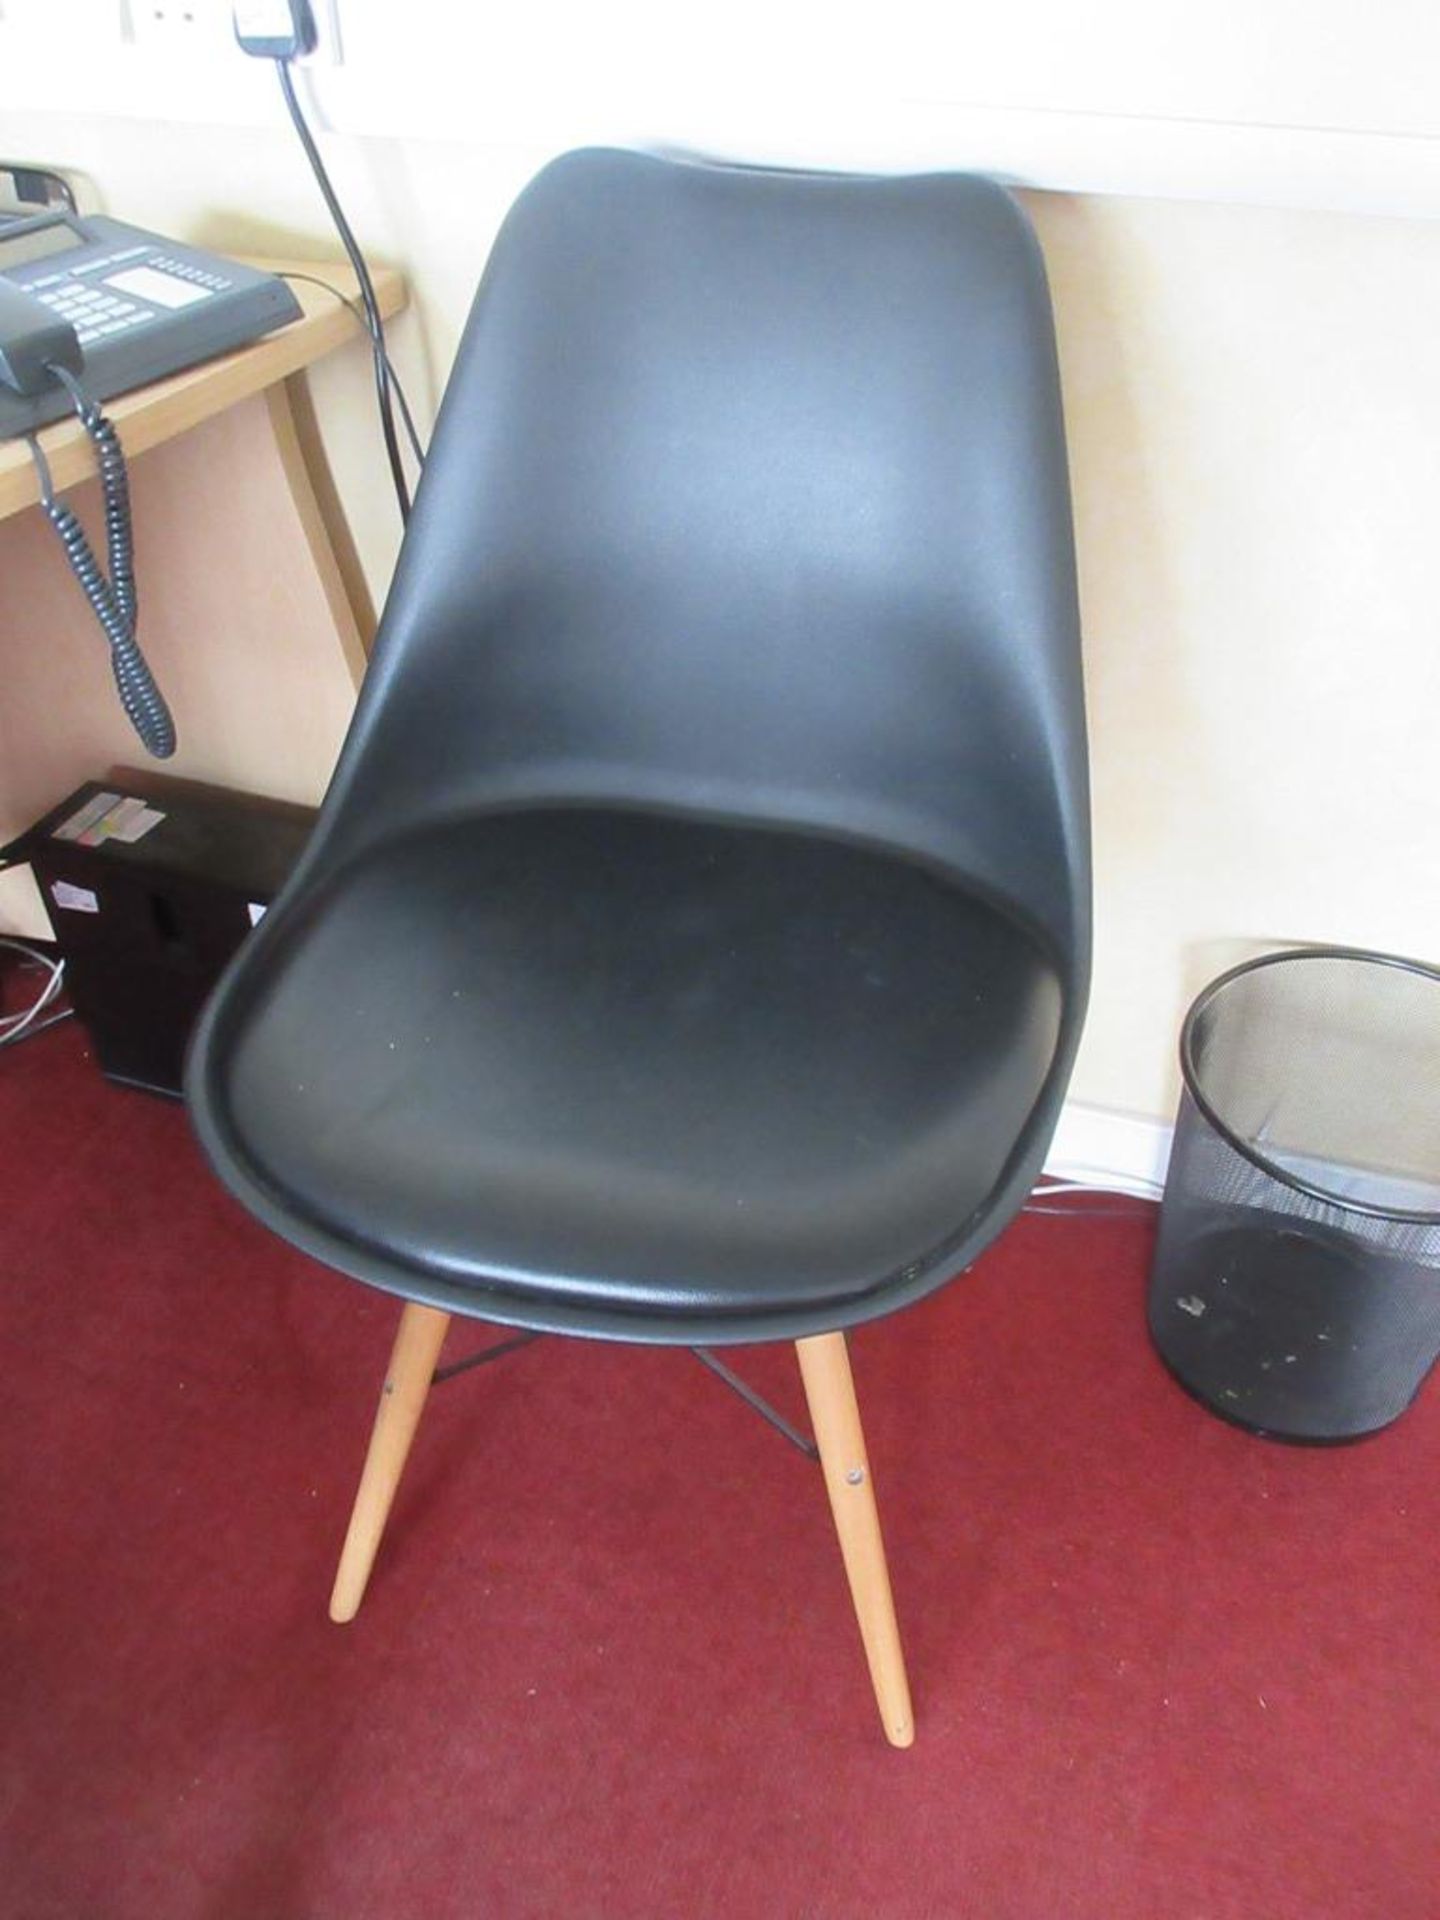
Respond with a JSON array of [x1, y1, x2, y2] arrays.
[[26, 369, 175, 759]]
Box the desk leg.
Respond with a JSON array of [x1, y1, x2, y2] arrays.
[[266, 378, 375, 692]]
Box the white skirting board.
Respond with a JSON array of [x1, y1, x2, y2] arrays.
[[1042, 1100, 1174, 1200]]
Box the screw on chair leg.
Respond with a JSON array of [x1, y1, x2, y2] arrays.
[[329, 1301, 451, 1623], [795, 1331, 915, 1748]]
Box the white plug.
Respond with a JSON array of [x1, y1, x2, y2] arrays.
[[231, 0, 316, 58]]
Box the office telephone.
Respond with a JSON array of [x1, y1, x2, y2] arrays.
[[0, 209, 302, 756], [0, 211, 300, 436]]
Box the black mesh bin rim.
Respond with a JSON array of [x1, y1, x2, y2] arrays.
[[1180, 944, 1440, 1229]]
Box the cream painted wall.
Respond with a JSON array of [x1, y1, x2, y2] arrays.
[[1032, 192, 1440, 1113], [2, 17, 1438, 1123]]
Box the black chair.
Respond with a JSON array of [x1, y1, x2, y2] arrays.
[[186, 148, 1090, 1747]]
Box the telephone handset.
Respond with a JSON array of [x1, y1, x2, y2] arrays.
[[0, 213, 301, 758], [0, 275, 82, 396]]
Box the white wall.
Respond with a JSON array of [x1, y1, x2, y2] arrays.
[[2, 2, 1438, 1123], [4, 0, 1440, 214]]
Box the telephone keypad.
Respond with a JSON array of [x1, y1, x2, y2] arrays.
[[28, 246, 233, 348], [34, 279, 146, 347]]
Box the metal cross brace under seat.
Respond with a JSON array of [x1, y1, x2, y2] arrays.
[[689, 1347, 819, 1459], [430, 1330, 819, 1460], [432, 1329, 545, 1383]]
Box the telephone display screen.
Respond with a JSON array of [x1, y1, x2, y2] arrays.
[[0, 220, 78, 270], [106, 264, 212, 309]]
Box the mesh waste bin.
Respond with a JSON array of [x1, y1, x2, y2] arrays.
[[1149, 946, 1440, 1441]]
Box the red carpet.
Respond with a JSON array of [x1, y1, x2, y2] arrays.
[[2, 1014, 1438, 1919]]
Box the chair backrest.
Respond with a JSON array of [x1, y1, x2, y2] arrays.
[[313, 148, 1089, 970]]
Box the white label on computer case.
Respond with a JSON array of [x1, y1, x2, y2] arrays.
[[106, 801, 165, 844], [247, 902, 267, 926], [52, 792, 166, 848], [53, 791, 122, 842], [50, 880, 99, 914]]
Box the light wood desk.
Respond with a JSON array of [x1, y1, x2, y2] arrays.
[[0, 259, 407, 935]]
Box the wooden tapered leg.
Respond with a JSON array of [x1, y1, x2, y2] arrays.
[[329, 1302, 451, 1623], [796, 1331, 915, 1748]]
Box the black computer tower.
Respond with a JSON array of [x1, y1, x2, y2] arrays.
[[10, 775, 316, 1096]]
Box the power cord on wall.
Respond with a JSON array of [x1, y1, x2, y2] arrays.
[[233, 4, 419, 526], [272, 60, 415, 525], [231, 0, 414, 518]]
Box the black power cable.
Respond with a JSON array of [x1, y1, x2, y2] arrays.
[[278, 270, 425, 472], [274, 60, 413, 525]]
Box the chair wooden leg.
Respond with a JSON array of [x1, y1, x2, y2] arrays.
[[796, 1331, 915, 1748], [329, 1302, 451, 1624]]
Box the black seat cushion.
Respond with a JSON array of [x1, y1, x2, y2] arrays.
[[211, 808, 1062, 1323]]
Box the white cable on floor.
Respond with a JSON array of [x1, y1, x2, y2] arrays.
[[0, 937, 71, 1048]]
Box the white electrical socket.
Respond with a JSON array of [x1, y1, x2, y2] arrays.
[[125, 0, 235, 52], [124, 0, 341, 62]]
